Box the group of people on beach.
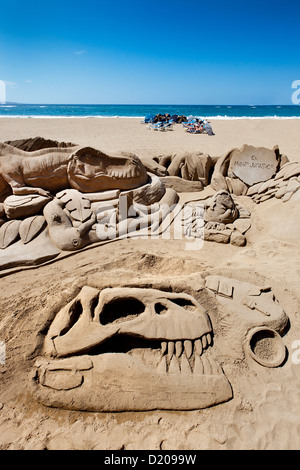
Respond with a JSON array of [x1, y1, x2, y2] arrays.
[[142, 113, 214, 135]]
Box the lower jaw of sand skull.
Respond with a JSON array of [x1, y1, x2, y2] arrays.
[[30, 287, 233, 412]]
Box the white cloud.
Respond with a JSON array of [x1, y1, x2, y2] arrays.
[[25, 79, 32, 83], [5, 81, 16, 88], [75, 50, 87, 55]]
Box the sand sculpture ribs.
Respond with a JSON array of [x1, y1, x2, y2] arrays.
[[30, 287, 233, 411], [157, 152, 216, 192]]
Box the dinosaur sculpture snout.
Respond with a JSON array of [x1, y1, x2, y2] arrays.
[[68, 147, 148, 192]]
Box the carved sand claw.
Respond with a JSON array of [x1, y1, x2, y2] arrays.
[[19, 215, 46, 244], [0, 219, 22, 249]]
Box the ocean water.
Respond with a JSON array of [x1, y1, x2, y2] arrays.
[[0, 104, 300, 119]]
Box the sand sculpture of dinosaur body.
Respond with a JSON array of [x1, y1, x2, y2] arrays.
[[0, 143, 148, 200]]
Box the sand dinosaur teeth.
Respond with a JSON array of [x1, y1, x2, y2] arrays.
[[157, 335, 220, 375], [160, 334, 212, 361], [157, 355, 167, 374], [194, 338, 203, 356], [107, 169, 137, 179], [180, 354, 192, 375], [175, 340, 183, 358], [193, 355, 204, 375], [169, 356, 181, 374], [161, 341, 167, 356], [167, 341, 175, 361], [184, 340, 193, 358]]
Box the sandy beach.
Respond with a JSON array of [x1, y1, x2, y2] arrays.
[[1, 117, 300, 162], [0, 118, 299, 450]]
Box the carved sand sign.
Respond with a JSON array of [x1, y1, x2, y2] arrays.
[[228, 144, 279, 186]]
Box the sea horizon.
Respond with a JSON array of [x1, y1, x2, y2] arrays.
[[0, 103, 300, 119]]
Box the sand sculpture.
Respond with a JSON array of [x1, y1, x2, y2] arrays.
[[2, 138, 298, 271], [0, 143, 148, 199], [0, 139, 296, 268], [210, 144, 283, 195], [205, 276, 288, 368], [30, 278, 289, 412], [0, 135, 297, 449], [181, 190, 251, 246], [30, 287, 232, 411], [247, 161, 300, 203], [0, 141, 259, 272], [158, 152, 215, 192], [147, 145, 294, 196], [204, 190, 239, 224], [0, 143, 177, 269]]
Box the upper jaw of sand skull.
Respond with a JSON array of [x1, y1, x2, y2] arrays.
[[68, 147, 148, 192], [44, 287, 213, 374]]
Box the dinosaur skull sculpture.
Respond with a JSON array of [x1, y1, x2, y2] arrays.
[[30, 287, 233, 412], [68, 147, 148, 192]]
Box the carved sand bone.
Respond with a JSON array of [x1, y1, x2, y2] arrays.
[[31, 287, 233, 411], [44, 287, 213, 357]]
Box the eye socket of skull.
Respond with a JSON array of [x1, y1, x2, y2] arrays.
[[169, 297, 198, 309], [99, 297, 146, 326], [154, 302, 168, 315], [154, 297, 197, 315]]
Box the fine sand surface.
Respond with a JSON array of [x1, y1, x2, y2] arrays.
[[0, 118, 299, 450], [0, 117, 300, 162]]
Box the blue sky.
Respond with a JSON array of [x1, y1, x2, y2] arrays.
[[1, 0, 300, 104]]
